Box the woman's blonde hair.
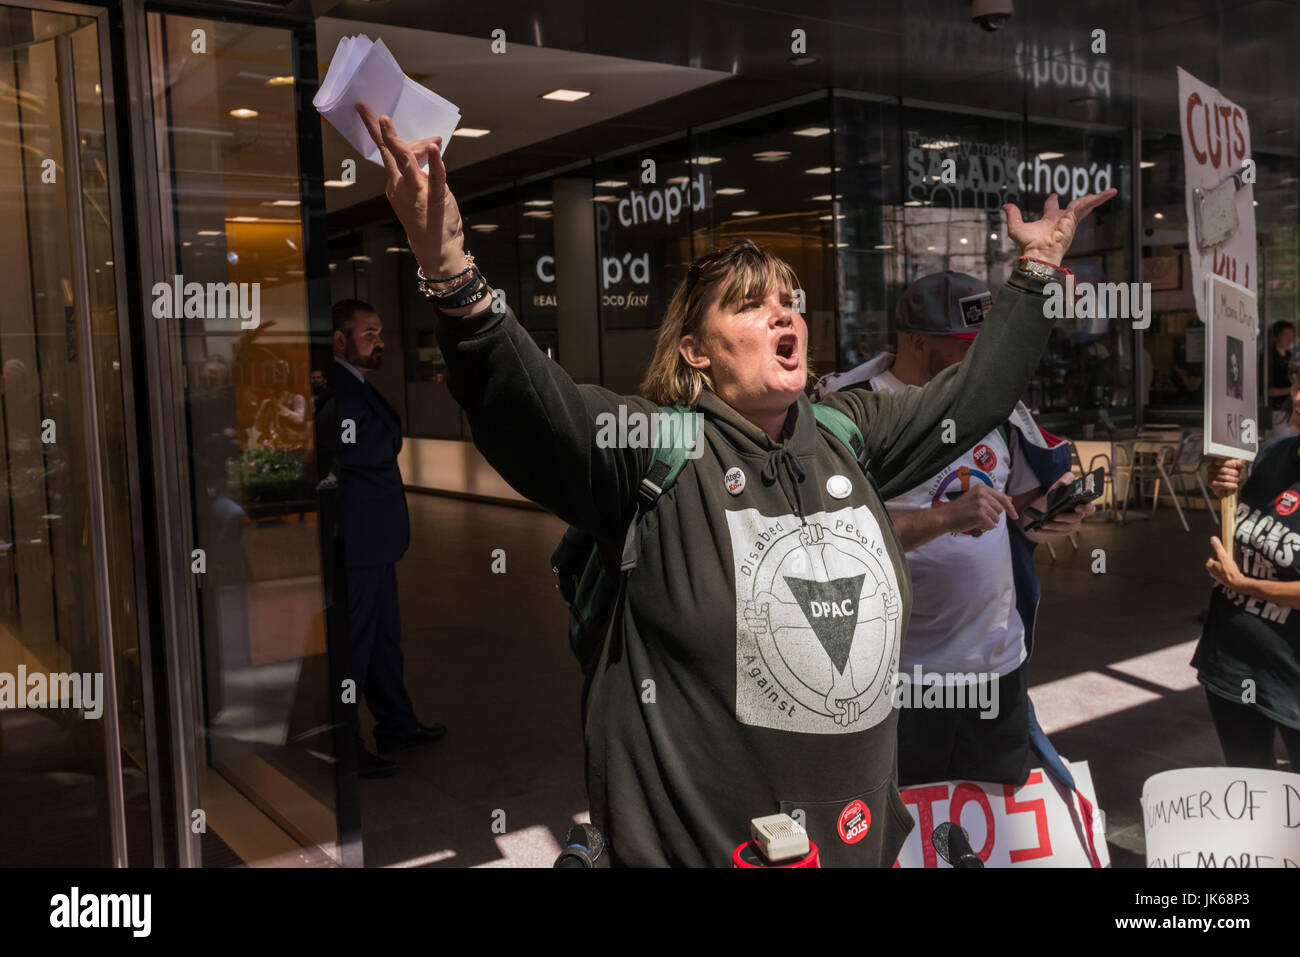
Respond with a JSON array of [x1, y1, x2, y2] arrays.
[[640, 239, 801, 406]]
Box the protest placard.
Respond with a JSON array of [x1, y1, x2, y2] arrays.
[[1203, 273, 1260, 460], [894, 763, 1109, 867], [1177, 67, 1256, 320], [1142, 767, 1300, 867]]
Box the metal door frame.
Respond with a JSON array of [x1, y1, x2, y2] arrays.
[[116, 0, 360, 867]]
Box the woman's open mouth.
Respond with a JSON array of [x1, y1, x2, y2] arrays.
[[775, 334, 799, 369]]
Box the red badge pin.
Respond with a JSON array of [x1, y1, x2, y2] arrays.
[[1276, 490, 1299, 517], [837, 800, 871, 844], [972, 443, 997, 472]]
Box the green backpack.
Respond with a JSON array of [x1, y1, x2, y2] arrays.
[[550, 403, 866, 673]]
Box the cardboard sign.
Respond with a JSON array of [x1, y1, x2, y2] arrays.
[[1203, 273, 1259, 461], [895, 763, 1109, 867], [1177, 67, 1256, 320], [1142, 767, 1300, 867]]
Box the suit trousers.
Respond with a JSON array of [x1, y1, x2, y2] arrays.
[[347, 562, 418, 740]]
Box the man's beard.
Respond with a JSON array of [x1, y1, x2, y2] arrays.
[[347, 345, 383, 370]]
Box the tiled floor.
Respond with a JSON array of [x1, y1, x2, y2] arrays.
[[358, 492, 1291, 868]]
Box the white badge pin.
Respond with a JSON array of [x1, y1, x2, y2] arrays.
[[826, 474, 852, 499], [725, 466, 746, 496]]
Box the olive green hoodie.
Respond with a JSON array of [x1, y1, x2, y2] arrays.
[[435, 279, 1052, 866]]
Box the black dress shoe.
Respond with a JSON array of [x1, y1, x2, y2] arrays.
[[358, 748, 399, 779], [375, 722, 448, 756]]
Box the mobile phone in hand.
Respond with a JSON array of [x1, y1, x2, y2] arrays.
[[1022, 467, 1104, 532]]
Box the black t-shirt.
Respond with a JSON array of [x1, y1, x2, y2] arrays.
[[1193, 436, 1300, 729], [1270, 349, 1291, 412]]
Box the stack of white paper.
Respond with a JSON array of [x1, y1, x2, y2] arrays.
[[313, 35, 461, 171]]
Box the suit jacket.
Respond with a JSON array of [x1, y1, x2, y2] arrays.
[[317, 359, 410, 567]]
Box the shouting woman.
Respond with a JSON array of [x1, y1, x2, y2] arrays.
[[358, 103, 1113, 866]]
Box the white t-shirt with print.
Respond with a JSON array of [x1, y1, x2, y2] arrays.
[[870, 368, 1041, 683]]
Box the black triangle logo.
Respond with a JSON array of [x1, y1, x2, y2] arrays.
[[783, 574, 866, 674]]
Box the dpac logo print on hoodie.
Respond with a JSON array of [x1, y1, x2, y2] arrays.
[[728, 506, 902, 734]]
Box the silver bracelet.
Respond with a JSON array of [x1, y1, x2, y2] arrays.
[[417, 251, 475, 297]]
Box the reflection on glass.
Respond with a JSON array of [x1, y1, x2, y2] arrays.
[[149, 12, 341, 865], [0, 7, 145, 865]]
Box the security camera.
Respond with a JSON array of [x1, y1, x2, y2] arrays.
[[971, 0, 1014, 32]]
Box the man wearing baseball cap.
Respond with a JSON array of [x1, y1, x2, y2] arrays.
[[815, 271, 1093, 789]]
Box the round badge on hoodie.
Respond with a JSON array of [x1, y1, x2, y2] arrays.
[[837, 799, 871, 844], [725, 466, 746, 495], [826, 474, 852, 499]]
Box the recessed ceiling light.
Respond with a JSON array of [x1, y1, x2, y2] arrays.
[[1253, 200, 1259, 206], [904, 200, 923, 207], [732, 210, 759, 217], [471, 223, 500, 232], [793, 127, 831, 137], [753, 150, 791, 162], [229, 108, 258, 118], [1140, 161, 1157, 169], [267, 76, 294, 86], [919, 140, 958, 150], [715, 187, 746, 195], [810, 194, 843, 202], [542, 89, 591, 102], [453, 128, 491, 138], [348, 255, 371, 262], [667, 176, 690, 185], [1153, 212, 1164, 219], [197, 230, 222, 236], [818, 214, 846, 220], [524, 199, 554, 207], [324, 180, 353, 187], [269, 199, 300, 206], [519, 233, 535, 239], [592, 195, 618, 202], [805, 166, 835, 175], [990, 232, 998, 240], [1037, 151, 1065, 160], [960, 237, 969, 244], [385, 246, 405, 252], [230, 216, 258, 222], [523, 210, 552, 218], [874, 244, 893, 250], [926, 245, 936, 251], [595, 180, 627, 188], [693, 156, 724, 166], [182, 241, 192, 247]]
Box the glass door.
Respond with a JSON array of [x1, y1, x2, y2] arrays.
[[137, 8, 359, 866], [0, 3, 152, 866]]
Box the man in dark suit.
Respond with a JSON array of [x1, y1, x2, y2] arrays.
[[319, 298, 445, 778]]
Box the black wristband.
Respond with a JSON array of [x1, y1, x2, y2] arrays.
[[434, 269, 489, 311]]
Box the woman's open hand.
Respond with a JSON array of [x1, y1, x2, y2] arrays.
[[356, 102, 464, 276], [1002, 189, 1117, 266]]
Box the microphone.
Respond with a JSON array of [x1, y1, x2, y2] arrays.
[[932, 821, 983, 869], [554, 823, 605, 868]]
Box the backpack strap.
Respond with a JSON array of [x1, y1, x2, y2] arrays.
[[812, 403, 867, 465], [622, 404, 699, 570]]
